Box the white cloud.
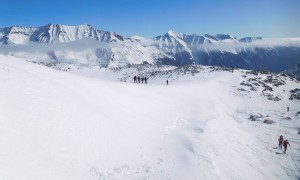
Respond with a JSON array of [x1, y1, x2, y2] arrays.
[[190, 38, 300, 52]]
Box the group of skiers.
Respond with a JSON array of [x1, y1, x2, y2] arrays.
[[133, 76, 147, 84], [278, 135, 290, 153]]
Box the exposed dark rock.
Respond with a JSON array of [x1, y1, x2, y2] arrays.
[[252, 83, 260, 87], [249, 114, 263, 121], [238, 88, 248, 92], [289, 88, 300, 100], [262, 83, 273, 92], [263, 75, 285, 87], [250, 87, 257, 91], [263, 119, 275, 124], [240, 82, 252, 87], [272, 96, 281, 101]]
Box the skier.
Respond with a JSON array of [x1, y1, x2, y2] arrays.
[[133, 76, 137, 83], [166, 79, 168, 85], [278, 135, 283, 149], [283, 140, 290, 153], [287, 107, 289, 112]]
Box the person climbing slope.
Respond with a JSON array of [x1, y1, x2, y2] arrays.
[[283, 139, 290, 154], [278, 135, 283, 149]]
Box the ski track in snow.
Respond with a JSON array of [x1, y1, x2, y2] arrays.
[[0, 54, 299, 180]]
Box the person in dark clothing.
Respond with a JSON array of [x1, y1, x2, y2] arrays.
[[166, 79, 168, 85], [278, 135, 283, 149], [283, 140, 290, 153], [144, 77, 147, 84], [287, 107, 289, 112], [138, 76, 140, 83], [141, 77, 144, 84], [133, 76, 137, 83]]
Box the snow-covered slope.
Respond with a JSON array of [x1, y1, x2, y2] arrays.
[[1, 55, 300, 180]]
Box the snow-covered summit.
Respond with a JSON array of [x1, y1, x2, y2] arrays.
[[214, 34, 238, 43], [239, 37, 263, 43], [0, 24, 124, 44], [166, 29, 181, 38]]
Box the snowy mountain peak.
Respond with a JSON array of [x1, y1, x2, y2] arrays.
[[214, 34, 238, 43], [0, 24, 124, 44], [239, 37, 263, 43], [167, 29, 181, 38]]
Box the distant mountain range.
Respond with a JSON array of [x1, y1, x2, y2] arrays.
[[1, 24, 300, 77]]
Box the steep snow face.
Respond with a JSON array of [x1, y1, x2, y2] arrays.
[[154, 30, 194, 65], [108, 41, 164, 67], [182, 34, 206, 46], [0, 24, 124, 44], [0, 26, 37, 44], [1, 55, 300, 180], [155, 30, 187, 51], [182, 34, 220, 46]]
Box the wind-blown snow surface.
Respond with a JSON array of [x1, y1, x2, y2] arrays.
[[1, 55, 300, 180]]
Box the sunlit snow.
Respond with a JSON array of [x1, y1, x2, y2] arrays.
[[1, 55, 299, 180]]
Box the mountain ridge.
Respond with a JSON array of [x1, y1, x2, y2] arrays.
[[0, 24, 262, 45], [0, 24, 124, 44], [1, 24, 300, 77]]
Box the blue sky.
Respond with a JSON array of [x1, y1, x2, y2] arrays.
[[1, 0, 300, 38]]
